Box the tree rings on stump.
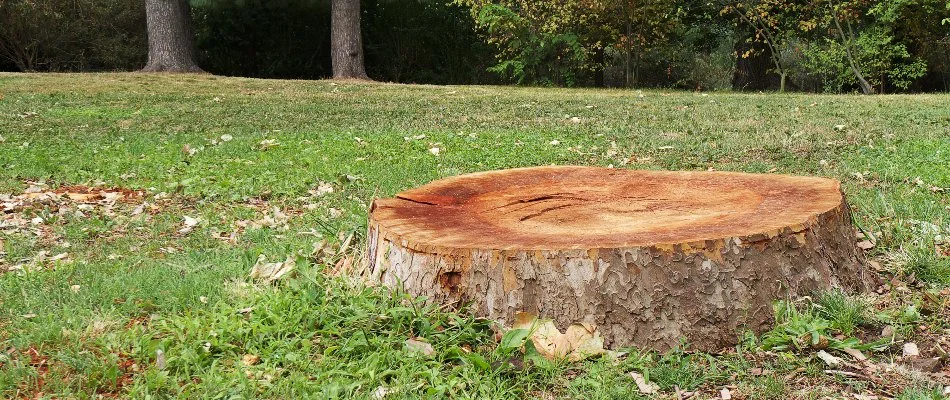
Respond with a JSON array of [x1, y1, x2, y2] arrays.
[[367, 166, 871, 351]]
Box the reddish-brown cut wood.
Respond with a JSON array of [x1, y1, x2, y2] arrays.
[[367, 166, 872, 351]]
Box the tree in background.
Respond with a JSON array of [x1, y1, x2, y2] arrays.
[[610, 0, 680, 87], [455, 0, 602, 85], [466, 3, 587, 85], [142, 0, 203, 72], [331, 0, 369, 79], [1, 0, 946, 91], [362, 0, 495, 84], [456, 0, 683, 87], [0, 0, 146, 72], [191, 0, 332, 79], [722, 0, 801, 92], [798, 0, 929, 93]]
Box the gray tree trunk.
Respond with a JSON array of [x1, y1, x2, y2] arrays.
[[141, 0, 202, 73], [331, 0, 369, 79]]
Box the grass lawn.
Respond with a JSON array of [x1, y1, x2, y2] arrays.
[[0, 73, 948, 399]]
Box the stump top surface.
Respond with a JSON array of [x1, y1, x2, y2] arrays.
[[371, 166, 843, 250]]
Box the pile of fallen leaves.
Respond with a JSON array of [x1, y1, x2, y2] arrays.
[[1, 182, 146, 272]]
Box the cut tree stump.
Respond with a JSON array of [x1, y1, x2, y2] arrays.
[[366, 166, 872, 351]]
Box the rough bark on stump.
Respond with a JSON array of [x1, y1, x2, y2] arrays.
[[367, 166, 872, 352]]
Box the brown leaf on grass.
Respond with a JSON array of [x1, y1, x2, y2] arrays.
[[249, 255, 296, 283], [241, 354, 260, 366], [629, 371, 659, 394], [902, 342, 920, 357], [842, 347, 868, 362], [404, 338, 435, 356], [817, 350, 842, 367], [257, 139, 279, 150], [720, 387, 732, 400], [512, 313, 606, 361], [178, 216, 200, 234]]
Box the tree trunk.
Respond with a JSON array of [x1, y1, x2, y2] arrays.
[[331, 0, 369, 80], [141, 0, 202, 73], [828, 0, 873, 94], [733, 40, 773, 91], [624, 20, 632, 88], [367, 166, 872, 352]]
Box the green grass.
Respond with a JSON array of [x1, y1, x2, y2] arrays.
[[0, 73, 948, 399]]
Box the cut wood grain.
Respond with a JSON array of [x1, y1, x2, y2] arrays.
[[367, 166, 872, 351]]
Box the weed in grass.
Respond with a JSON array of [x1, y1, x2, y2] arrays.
[[635, 349, 723, 392], [813, 289, 871, 335], [761, 299, 884, 352], [121, 263, 557, 398], [906, 245, 950, 286], [743, 375, 788, 400], [564, 359, 646, 400], [896, 386, 948, 400]]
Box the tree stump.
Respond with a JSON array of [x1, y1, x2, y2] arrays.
[[367, 166, 872, 351]]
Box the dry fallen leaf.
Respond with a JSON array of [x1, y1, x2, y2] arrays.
[[241, 354, 260, 366], [842, 347, 868, 361], [373, 386, 391, 399], [257, 139, 279, 150], [155, 349, 166, 370], [817, 350, 842, 367], [512, 313, 606, 361], [902, 342, 920, 357], [249, 254, 296, 284], [720, 387, 732, 400], [404, 338, 435, 356], [629, 371, 659, 394], [179, 216, 200, 234], [313, 182, 334, 196]]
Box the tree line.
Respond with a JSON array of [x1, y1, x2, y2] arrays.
[[1, 0, 948, 92]]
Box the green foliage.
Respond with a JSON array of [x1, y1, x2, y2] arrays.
[[474, 4, 588, 86], [906, 243, 950, 286], [646, 350, 722, 391], [813, 289, 870, 335], [896, 386, 948, 400], [0, 0, 146, 71], [801, 27, 927, 92], [125, 265, 515, 397], [761, 297, 884, 352]]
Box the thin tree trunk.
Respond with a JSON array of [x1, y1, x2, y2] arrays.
[[733, 9, 787, 92], [828, 0, 872, 94], [624, 19, 634, 88], [141, 0, 202, 73], [331, 0, 369, 80]]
